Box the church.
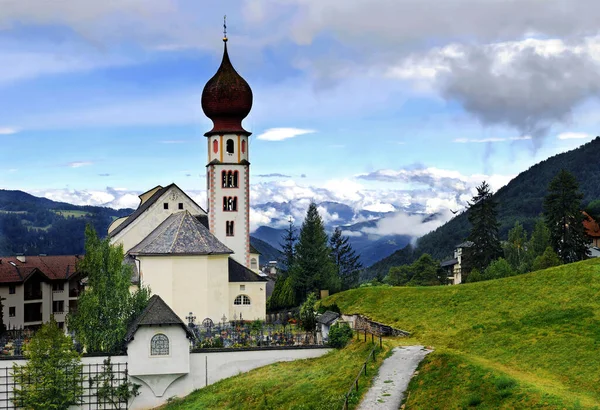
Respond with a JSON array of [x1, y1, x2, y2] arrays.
[[107, 34, 267, 325]]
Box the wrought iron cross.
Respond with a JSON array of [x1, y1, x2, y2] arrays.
[[223, 15, 227, 40]]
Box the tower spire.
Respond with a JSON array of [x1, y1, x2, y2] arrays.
[[223, 15, 228, 42]]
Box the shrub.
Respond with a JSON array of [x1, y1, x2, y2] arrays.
[[483, 258, 514, 280], [328, 322, 353, 348], [532, 247, 562, 271]]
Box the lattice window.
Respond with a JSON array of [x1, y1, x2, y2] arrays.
[[250, 258, 258, 270], [150, 333, 169, 356], [234, 295, 251, 305]]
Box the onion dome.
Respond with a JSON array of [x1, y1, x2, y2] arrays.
[[201, 39, 253, 136]]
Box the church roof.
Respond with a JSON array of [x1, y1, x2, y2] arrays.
[[109, 183, 206, 238], [228, 257, 268, 282], [249, 243, 261, 255], [129, 211, 233, 256], [125, 295, 193, 342]]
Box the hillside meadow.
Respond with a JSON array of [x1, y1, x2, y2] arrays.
[[323, 258, 600, 408]]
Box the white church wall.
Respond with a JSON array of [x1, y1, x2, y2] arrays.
[[111, 186, 206, 253], [228, 282, 266, 321], [140, 255, 230, 324]]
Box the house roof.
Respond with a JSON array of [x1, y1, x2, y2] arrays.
[[125, 295, 194, 342], [317, 311, 340, 326], [0, 255, 81, 284], [249, 243, 261, 255], [129, 211, 232, 256], [440, 258, 458, 268], [228, 257, 268, 282], [109, 183, 207, 238], [583, 212, 600, 238]]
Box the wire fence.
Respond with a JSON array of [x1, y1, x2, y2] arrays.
[[0, 361, 131, 409], [342, 330, 382, 410]]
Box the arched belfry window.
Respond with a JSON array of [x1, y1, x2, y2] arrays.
[[226, 139, 234, 154], [241, 139, 246, 154], [234, 295, 251, 305], [150, 334, 169, 356], [213, 139, 219, 154], [223, 196, 238, 211], [222, 171, 239, 188]]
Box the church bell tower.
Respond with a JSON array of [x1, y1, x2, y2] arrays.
[[201, 31, 253, 267]]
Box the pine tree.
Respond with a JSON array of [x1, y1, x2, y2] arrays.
[[329, 227, 362, 290], [293, 202, 338, 301], [278, 217, 297, 274], [528, 218, 551, 258], [543, 169, 590, 263], [467, 181, 502, 271]]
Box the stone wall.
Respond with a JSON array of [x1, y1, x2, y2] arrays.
[[341, 314, 410, 337]]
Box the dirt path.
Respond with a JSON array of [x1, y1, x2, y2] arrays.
[[357, 345, 432, 410]]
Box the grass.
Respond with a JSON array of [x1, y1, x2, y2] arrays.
[[323, 258, 600, 409], [161, 338, 395, 410]]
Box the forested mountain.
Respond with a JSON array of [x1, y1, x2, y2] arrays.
[[363, 136, 600, 280], [0, 189, 282, 263]]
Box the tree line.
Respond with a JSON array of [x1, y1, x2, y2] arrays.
[[384, 169, 594, 286], [268, 202, 363, 310]]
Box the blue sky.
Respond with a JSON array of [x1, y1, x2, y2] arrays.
[[1, 0, 599, 234]]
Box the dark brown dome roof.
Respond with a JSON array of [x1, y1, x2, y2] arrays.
[[201, 40, 253, 136]]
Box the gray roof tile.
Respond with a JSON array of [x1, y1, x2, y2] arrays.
[[129, 211, 232, 256], [125, 295, 193, 341]]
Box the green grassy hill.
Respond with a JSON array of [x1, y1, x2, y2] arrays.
[[324, 259, 600, 408]]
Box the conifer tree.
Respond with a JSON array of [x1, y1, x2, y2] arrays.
[[329, 227, 362, 290], [268, 219, 298, 311], [293, 202, 338, 301], [467, 181, 502, 271], [543, 169, 590, 263], [278, 217, 297, 274], [528, 218, 551, 258]]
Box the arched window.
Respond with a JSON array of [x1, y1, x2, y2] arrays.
[[222, 171, 239, 188], [233, 171, 238, 187], [223, 196, 237, 211], [222, 171, 228, 188], [226, 221, 234, 236], [213, 139, 219, 154], [250, 258, 258, 270], [150, 334, 169, 356], [234, 295, 251, 305], [226, 139, 234, 154], [241, 139, 246, 154]]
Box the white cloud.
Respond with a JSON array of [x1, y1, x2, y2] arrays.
[[256, 128, 315, 141], [557, 132, 593, 140], [363, 203, 395, 213], [68, 161, 93, 168], [0, 127, 19, 135], [362, 210, 454, 238]]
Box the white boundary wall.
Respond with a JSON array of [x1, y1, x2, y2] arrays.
[[0, 348, 331, 409]]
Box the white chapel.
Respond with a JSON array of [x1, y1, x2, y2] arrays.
[[107, 34, 267, 324]]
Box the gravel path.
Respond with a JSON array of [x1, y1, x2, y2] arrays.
[[357, 345, 432, 410]]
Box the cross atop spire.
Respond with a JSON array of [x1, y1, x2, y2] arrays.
[[223, 15, 228, 42]]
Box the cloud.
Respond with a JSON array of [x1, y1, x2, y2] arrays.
[[557, 132, 594, 140], [256, 128, 315, 141], [300, 174, 307, 178], [0, 127, 19, 135], [67, 161, 93, 168], [256, 173, 292, 178], [453, 136, 532, 143], [98, 173, 111, 177], [362, 210, 454, 238]]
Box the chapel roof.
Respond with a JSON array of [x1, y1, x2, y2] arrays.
[[228, 257, 268, 282], [129, 211, 232, 256], [0, 255, 81, 284], [108, 183, 206, 238], [125, 294, 194, 342]]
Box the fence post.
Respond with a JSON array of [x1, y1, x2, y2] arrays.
[[379, 334, 382, 349], [356, 377, 359, 390], [371, 333, 374, 344], [364, 363, 367, 376]]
